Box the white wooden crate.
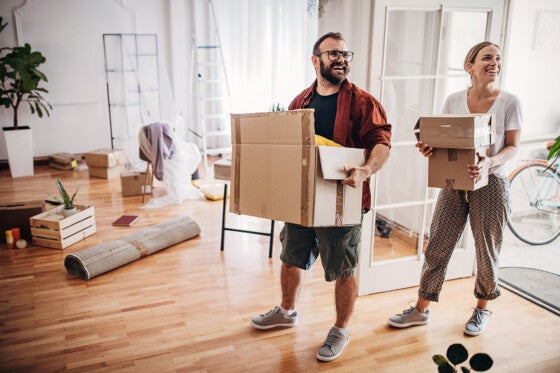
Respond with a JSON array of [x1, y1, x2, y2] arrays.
[[30, 205, 96, 249]]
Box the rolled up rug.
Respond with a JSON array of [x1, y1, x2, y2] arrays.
[[64, 216, 200, 280]]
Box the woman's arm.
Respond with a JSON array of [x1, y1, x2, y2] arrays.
[[468, 129, 521, 181]]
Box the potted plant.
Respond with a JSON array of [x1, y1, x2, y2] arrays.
[[48, 178, 80, 217], [0, 16, 52, 178]]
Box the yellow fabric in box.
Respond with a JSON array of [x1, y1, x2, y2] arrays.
[[315, 135, 342, 147]]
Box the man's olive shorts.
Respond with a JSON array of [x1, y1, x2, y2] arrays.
[[279, 218, 363, 282]]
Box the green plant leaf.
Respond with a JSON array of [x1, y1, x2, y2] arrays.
[[55, 178, 76, 209], [433, 354, 449, 366], [469, 353, 493, 371], [547, 136, 560, 160], [437, 362, 456, 373], [47, 194, 63, 205], [447, 344, 468, 365]]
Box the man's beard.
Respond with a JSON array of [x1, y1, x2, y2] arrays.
[[319, 58, 349, 85]]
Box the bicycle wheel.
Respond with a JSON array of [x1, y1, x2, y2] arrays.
[[507, 163, 560, 245]]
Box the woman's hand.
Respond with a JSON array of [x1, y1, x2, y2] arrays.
[[468, 152, 492, 182], [416, 141, 434, 157]]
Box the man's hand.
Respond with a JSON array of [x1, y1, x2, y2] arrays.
[[342, 165, 372, 188]]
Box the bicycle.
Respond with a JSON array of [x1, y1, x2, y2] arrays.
[[507, 153, 560, 245]]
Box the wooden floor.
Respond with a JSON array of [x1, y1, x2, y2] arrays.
[[1, 164, 559, 372]]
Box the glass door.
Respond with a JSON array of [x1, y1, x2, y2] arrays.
[[358, 0, 506, 295]]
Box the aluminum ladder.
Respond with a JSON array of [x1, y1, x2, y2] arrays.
[[189, 0, 231, 170]]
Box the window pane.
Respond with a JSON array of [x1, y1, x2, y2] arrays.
[[382, 79, 436, 142], [385, 9, 440, 76], [376, 145, 427, 206], [372, 205, 428, 261], [439, 11, 488, 76], [434, 76, 471, 113]]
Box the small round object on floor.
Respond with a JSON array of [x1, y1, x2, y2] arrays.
[[16, 239, 27, 249]]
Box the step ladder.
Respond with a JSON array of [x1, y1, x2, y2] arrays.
[[189, 0, 231, 170]]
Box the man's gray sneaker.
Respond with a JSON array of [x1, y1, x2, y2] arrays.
[[463, 308, 492, 336], [316, 327, 350, 362], [388, 306, 430, 328], [250, 306, 298, 330]]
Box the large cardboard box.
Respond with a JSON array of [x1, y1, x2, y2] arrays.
[[85, 148, 126, 168], [121, 171, 152, 196], [230, 109, 366, 227], [415, 114, 495, 149], [428, 147, 488, 191]]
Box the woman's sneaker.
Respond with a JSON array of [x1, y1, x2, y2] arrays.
[[388, 306, 430, 328], [463, 308, 492, 336], [250, 306, 298, 330]]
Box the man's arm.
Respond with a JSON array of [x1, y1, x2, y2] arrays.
[[342, 144, 390, 188]]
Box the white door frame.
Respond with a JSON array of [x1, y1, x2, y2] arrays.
[[358, 0, 507, 296]]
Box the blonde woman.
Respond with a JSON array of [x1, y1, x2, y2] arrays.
[[388, 41, 522, 336]]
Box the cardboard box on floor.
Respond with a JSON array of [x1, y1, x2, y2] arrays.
[[88, 165, 123, 179], [85, 148, 126, 168], [121, 171, 152, 197], [414, 114, 495, 191], [230, 109, 366, 227]]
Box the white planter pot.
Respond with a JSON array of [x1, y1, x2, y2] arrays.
[[2, 126, 34, 178]]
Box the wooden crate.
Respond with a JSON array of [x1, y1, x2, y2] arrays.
[[30, 205, 97, 249]]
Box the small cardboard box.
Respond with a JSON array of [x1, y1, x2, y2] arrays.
[[230, 109, 365, 227], [49, 152, 80, 170], [428, 147, 488, 191], [0, 200, 44, 243], [85, 148, 126, 168], [414, 114, 495, 149], [88, 165, 123, 179], [121, 171, 152, 196], [30, 205, 96, 249], [213, 157, 231, 181]]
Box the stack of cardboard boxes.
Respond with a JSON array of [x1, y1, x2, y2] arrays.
[[84, 149, 126, 179], [415, 114, 496, 190]]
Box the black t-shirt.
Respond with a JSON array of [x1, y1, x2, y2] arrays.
[[306, 91, 338, 140]]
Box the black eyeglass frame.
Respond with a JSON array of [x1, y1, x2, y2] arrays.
[[314, 50, 354, 62]]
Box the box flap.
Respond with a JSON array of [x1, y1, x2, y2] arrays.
[[413, 119, 420, 141], [318, 146, 366, 180], [231, 109, 315, 145]]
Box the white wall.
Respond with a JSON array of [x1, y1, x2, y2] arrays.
[[0, 0, 191, 160], [503, 0, 560, 141], [318, 0, 373, 91]]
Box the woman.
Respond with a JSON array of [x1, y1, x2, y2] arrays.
[[388, 41, 522, 336]]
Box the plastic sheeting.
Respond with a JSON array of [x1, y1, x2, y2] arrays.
[[140, 131, 205, 209]]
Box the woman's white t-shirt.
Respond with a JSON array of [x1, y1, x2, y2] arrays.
[[442, 89, 522, 178]]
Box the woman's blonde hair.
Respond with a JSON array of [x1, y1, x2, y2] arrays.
[[463, 41, 501, 71]]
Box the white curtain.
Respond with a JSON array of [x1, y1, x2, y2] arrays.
[[211, 0, 318, 113]]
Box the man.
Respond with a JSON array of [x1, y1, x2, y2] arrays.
[[250, 32, 391, 362]]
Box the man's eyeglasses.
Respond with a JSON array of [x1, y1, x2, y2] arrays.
[[315, 50, 354, 62]]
